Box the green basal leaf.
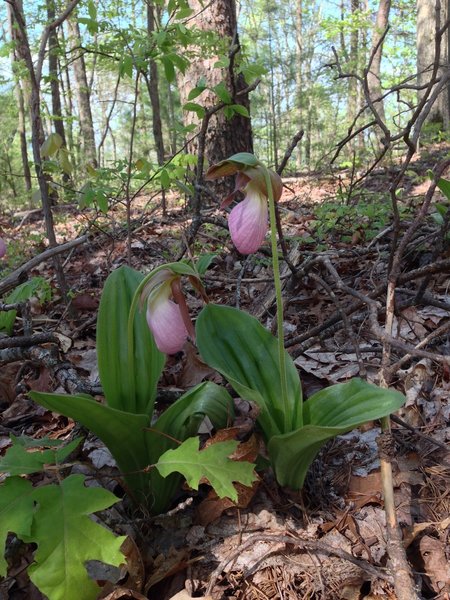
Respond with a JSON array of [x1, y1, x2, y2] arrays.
[[196, 304, 302, 438], [30, 382, 234, 514], [303, 378, 405, 427], [195, 252, 218, 275], [437, 176, 450, 201], [268, 379, 406, 490], [29, 391, 154, 507], [156, 437, 256, 502], [97, 266, 165, 415]]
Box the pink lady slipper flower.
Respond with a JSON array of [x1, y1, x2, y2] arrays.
[[0, 238, 6, 258], [141, 264, 206, 355], [206, 153, 282, 255], [143, 269, 190, 355]]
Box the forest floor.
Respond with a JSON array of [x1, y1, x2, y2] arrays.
[[0, 146, 449, 600]]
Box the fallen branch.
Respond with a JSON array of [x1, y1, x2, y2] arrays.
[[0, 234, 89, 297]]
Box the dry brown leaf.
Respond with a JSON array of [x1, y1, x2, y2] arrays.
[[196, 478, 260, 526], [119, 536, 145, 593], [25, 366, 52, 392], [99, 587, 148, 600], [71, 292, 99, 311], [416, 535, 450, 595], [178, 343, 216, 388], [168, 589, 212, 600], [347, 472, 383, 509], [145, 548, 188, 592]]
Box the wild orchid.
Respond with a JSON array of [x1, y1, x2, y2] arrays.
[[140, 262, 207, 355], [0, 238, 6, 258], [143, 268, 191, 354], [196, 152, 405, 489], [206, 154, 282, 254]]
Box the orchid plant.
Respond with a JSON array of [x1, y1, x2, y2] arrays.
[[29, 265, 237, 514], [146, 152, 405, 489], [30, 152, 405, 515]]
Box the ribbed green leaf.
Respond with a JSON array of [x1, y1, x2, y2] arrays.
[[97, 266, 165, 415], [29, 391, 153, 507], [30, 382, 234, 514], [303, 378, 405, 427], [268, 379, 405, 489], [196, 304, 302, 437]]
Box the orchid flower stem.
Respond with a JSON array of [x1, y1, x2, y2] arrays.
[[262, 166, 289, 431]]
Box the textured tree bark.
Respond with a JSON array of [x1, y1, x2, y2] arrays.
[[8, 0, 78, 298], [67, 12, 98, 166], [367, 0, 391, 127], [177, 0, 253, 198], [295, 0, 303, 170], [47, 0, 68, 147], [146, 2, 167, 213], [347, 0, 360, 130], [7, 1, 32, 193], [417, 0, 449, 129]]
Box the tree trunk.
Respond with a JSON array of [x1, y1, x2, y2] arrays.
[[417, 0, 449, 130], [177, 0, 253, 198], [368, 0, 391, 142], [7, 1, 32, 193], [146, 2, 167, 213], [67, 13, 97, 166], [295, 0, 303, 170], [8, 0, 72, 298], [59, 25, 75, 160], [47, 0, 67, 146], [348, 0, 360, 130]]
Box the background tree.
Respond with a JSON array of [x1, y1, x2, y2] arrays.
[[417, 0, 449, 131], [67, 9, 97, 167], [6, 0, 32, 195], [177, 0, 253, 195]]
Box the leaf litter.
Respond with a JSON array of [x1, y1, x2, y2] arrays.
[[0, 160, 449, 599]]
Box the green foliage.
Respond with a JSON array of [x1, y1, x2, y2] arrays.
[[97, 266, 164, 415], [27, 476, 125, 600], [196, 304, 406, 490], [308, 195, 412, 245], [0, 277, 52, 335], [0, 477, 34, 575], [30, 266, 239, 514], [40, 133, 63, 159], [196, 304, 302, 439], [0, 436, 81, 476], [0, 437, 125, 600], [155, 437, 257, 502]]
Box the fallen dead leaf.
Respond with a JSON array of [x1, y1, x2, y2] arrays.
[[145, 548, 189, 592], [196, 478, 260, 526], [168, 589, 212, 600], [178, 343, 217, 388], [99, 587, 148, 600], [414, 535, 450, 595]]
